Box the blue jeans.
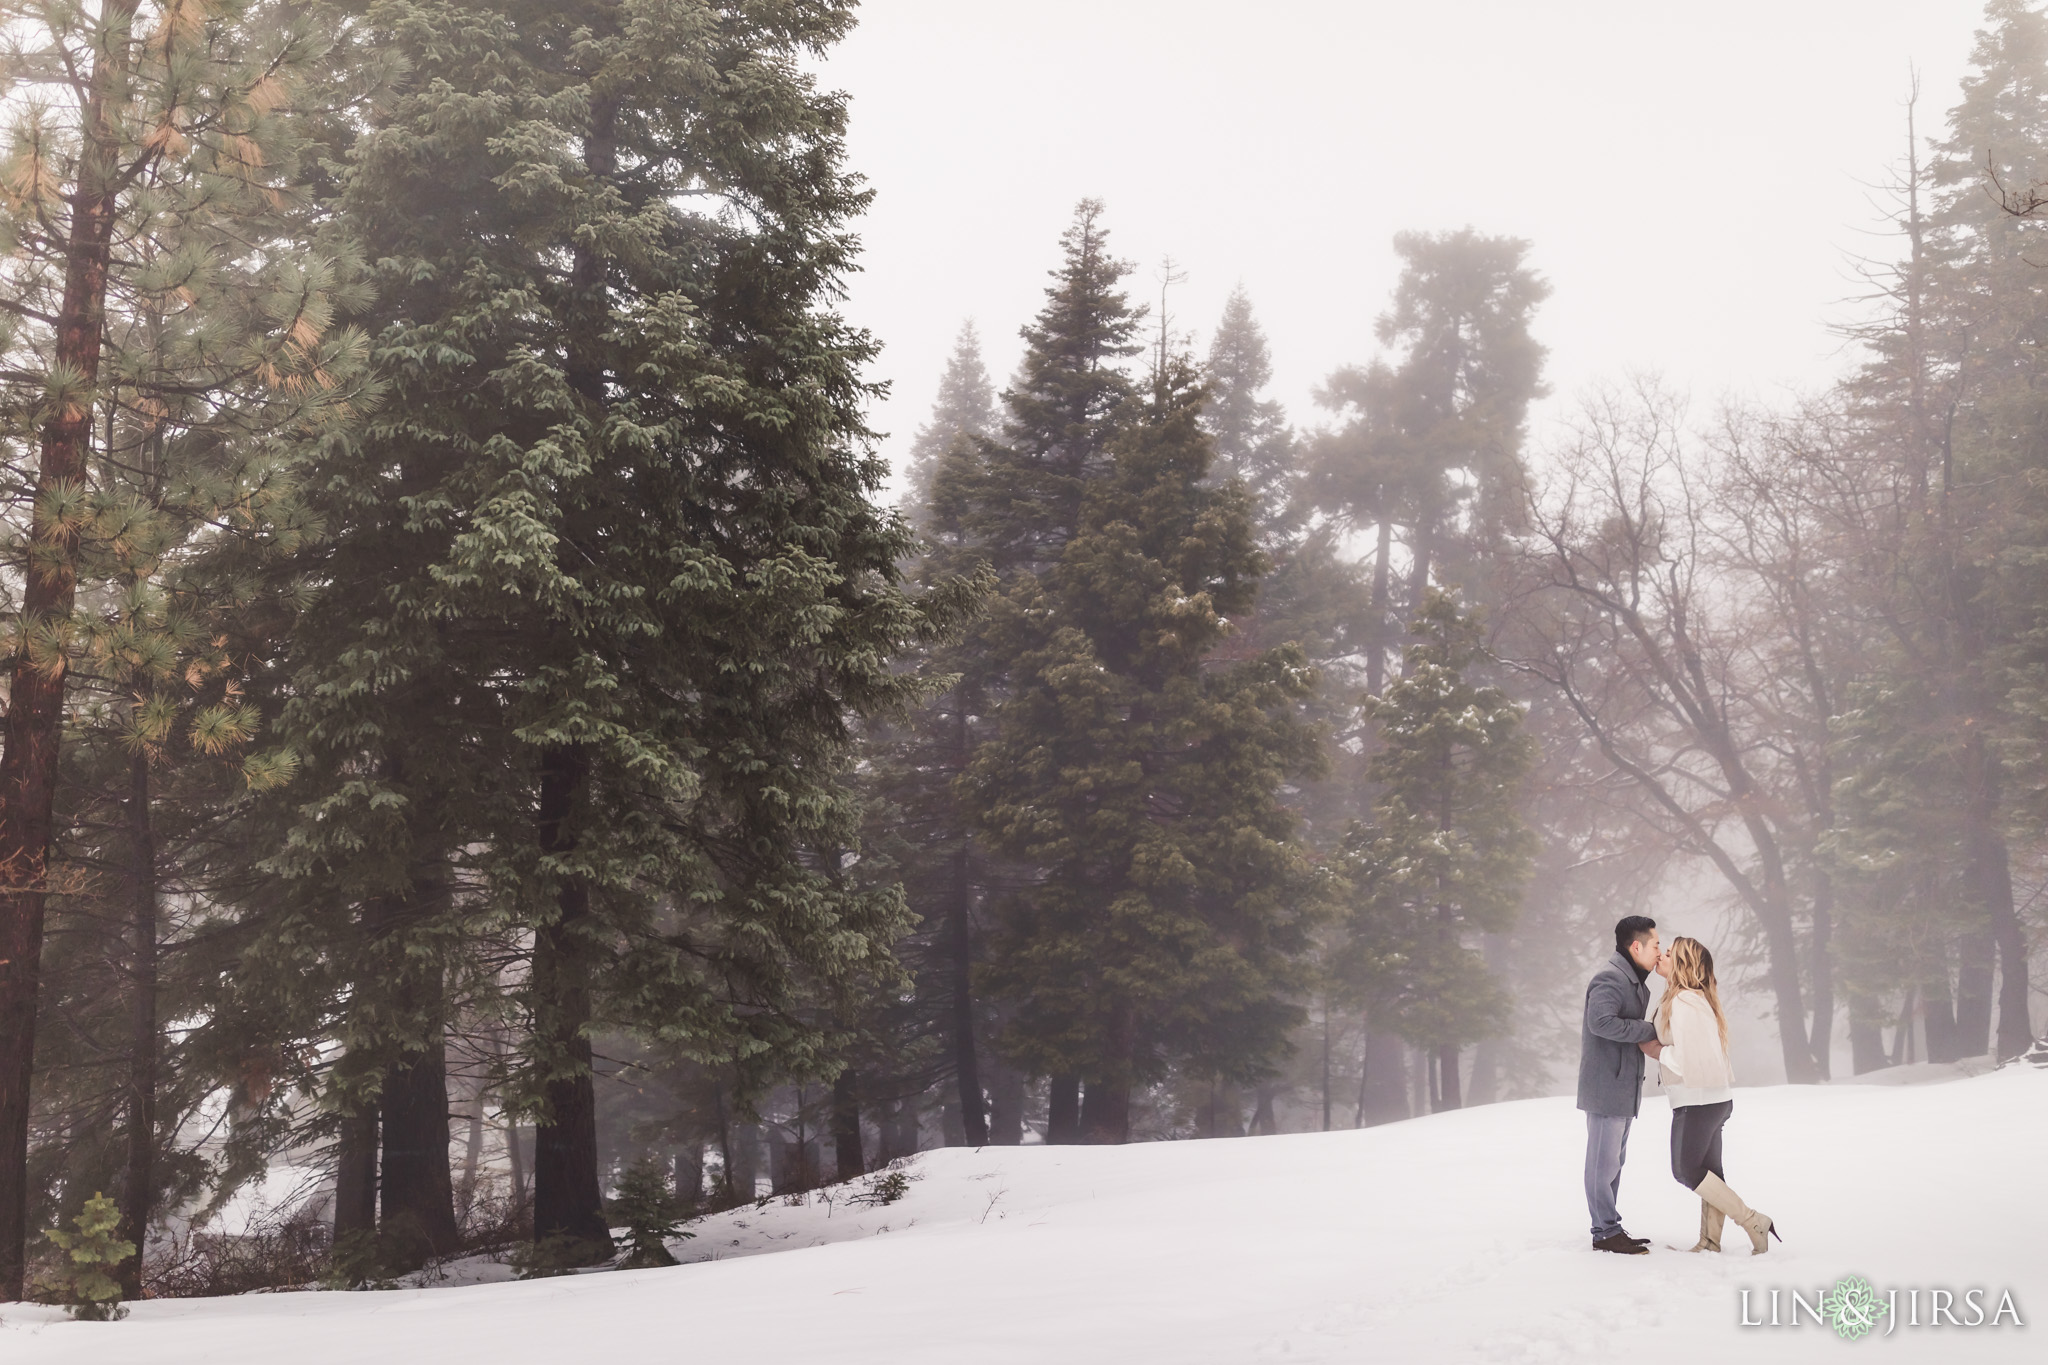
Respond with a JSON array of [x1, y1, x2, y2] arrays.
[[1584, 1112, 1633, 1239]]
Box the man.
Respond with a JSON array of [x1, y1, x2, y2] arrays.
[[1577, 915, 1662, 1254]]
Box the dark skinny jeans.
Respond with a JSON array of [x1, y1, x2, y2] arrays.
[[1670, 1099, 1732, 1190]]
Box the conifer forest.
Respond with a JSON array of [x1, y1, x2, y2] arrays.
[[1, 0, 2046, 1319]]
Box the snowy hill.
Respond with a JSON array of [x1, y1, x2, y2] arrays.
[[6, 1066, 2042, 1363]]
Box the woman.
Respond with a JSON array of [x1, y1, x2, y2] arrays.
[[1652, 937, 1781, 1254]]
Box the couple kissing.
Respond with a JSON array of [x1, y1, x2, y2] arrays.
[[1577, 916, 1783, 1257]]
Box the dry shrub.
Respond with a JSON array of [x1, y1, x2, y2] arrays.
[[145, 1206, 331, 1298]]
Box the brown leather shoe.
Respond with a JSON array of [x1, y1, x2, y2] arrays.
[[1593, 1232, 1650, 1255]]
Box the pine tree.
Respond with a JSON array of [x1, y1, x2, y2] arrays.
[[0, 0, 367, 1294], [886, 202, 1147, 1143], [1935, 0, 2046, 1059], [855, 637, 997, 1146], [1828, 0, 2045, 1064], [972, 360, 1327, 1143], [1203, 286, 1295, 535], [1335, 591, 1536, 1111], [863, 323, 1009, 1150], [1301, 232, 1547, 695], [1201, 289, 1372, 851], [608, 1156, 686, 1269], [903, 321, 997, 516], [43, 1191, 133, 1319], [216, 0, 969, 1267], [970, 199, 1144, 579]]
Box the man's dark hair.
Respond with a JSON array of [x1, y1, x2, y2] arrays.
[[1614, 915, 1658, 955]]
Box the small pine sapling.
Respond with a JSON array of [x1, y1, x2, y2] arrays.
[[849, 1169, 913, 1208], [45, 1193, 135, 1320], [608, 1158, 691, 1269]]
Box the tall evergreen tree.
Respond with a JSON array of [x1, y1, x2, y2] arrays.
[[972, 199, 1144, 580], [972, 360, 1327, 1143], [1200, 289, 1372, 852], [1932, 0, 2044, 1060], [903, 321, 997, 516], [1335, 591, 1535, 1111], [1302, 232, 1547, 695], [0, 0, 366, 1293], [1828, 0, 2044, 1065], [908, 201, 1145, 1141], [1203, 287, 1295, 535], [217, 0, 968, 1267]]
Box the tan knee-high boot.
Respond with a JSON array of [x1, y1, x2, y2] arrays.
[[1685, 1199, 1723, 1253], [1696, 1173, 1778, 1254]]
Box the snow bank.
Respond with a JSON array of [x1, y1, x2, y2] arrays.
[[6, 1065, 2042, 1363]]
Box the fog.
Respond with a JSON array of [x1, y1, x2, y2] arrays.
[[814, 3, 2016, 1095], [9, 0, 2043, 1323], [823, 0, 1985, 496]]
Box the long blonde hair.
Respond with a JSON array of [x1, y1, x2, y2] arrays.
[[1656, 937, 1730, 1052]]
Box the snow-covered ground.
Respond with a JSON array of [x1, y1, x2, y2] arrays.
[[6, 1064, 2041, 1363]]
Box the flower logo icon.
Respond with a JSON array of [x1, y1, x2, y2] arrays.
[[1823, 1275, 1885, 1341]]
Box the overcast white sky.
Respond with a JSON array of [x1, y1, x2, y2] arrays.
[[816, 0, 1996, 499]]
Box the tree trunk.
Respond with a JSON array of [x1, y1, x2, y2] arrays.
[[1952, 929, 1995, 1058], [530, 745, 608, 1257], [986, 1057, 1025, 1146], [116, 748, 158, 1297], [1737, 842, 1817, 1082], [0, 0, 144, 1297], [1217, 1081, 1245, 1137], [1046, 1074, 1081, 1144], [1080, 1007, 1134, 1144], [726, 1123, 759, 1202], [500, 1028, 529, 1216], [878, 1094, 919, 1163], [1078, 1078, 1130, 1145], [1922, 972, 1959, 1064], [505, 1121, 530, 1206], [1436, 1044, 1461, 1111], [1807, 871, 1835, 1079], [1992, 891, 2034, 1061], [1961, 752, 2032, 1058], [458, 1081, 485, 1221], [380, 1039, 460, 1259], [1465, 1039, 1500, 1107], [1353, 1028, 1369, 1128], [334, 1109, 379, 1241], [1319, 1006, 1332, 1131], [830, 1069, 863, 1181], [1359, 1025, 1408, 1126], [1367, 512, 1393, 698], [1406, 516, 1434, 642], [1249, 1082, 1277, 1136], [1848, 991, 1889, 1075], [947, 835, 987, 1146], [375, 863, 459, 1259], [673, 1143, 703, 1212]]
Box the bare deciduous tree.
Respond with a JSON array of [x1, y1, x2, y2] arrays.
[[1500, 385, 1827, 1082]]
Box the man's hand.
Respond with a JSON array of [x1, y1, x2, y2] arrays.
[[1639, 1040, 1663, 1059]]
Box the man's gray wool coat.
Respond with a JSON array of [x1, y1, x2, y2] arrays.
[[1577, 950, 1659, 1117]]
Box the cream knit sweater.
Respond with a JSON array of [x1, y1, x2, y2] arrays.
[[1655, 988, 1734, 1108]]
